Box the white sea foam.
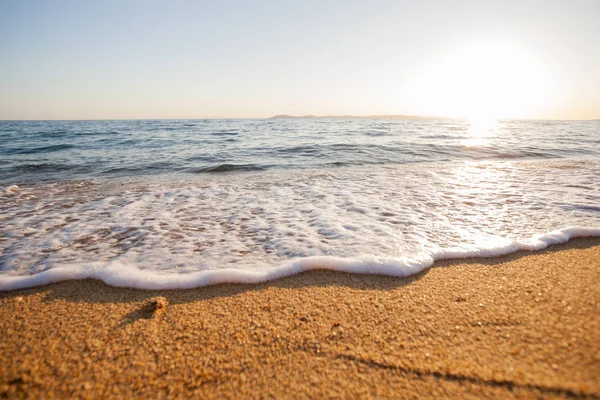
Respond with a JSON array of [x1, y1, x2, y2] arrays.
[[1, 160, 599, 291], [0, 226, 598, 291]]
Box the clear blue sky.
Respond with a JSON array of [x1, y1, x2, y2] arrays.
[[1, 0, 599, 119]]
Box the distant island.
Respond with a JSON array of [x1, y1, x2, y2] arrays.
[[270, 114, 444, 120]]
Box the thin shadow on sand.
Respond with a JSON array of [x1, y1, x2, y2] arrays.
[[2, 236, 599, 307]]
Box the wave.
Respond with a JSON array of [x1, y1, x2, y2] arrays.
[[44, 130, 70, 137], [319, 160, 390, 168], [1, 226, 598, 291], [74, 130, 121, 136], [210, 130, 239, 136], [146, 127, 178, 131], [186, 163, 266, 173], [362, 131, 390, 137], [2, 144, 76, 155], [16, 163, 78, 172], [275, 144, 322, 154]]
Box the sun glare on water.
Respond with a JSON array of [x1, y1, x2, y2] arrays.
[[411, 41, 553, 120], [462, 117, 496, 147]]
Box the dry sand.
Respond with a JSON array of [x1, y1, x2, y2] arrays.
[[1, 238, 599, 399]]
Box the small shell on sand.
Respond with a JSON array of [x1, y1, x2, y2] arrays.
[[144, 297, 168, 314]]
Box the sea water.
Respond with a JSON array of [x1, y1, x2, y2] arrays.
[[1, 118, 599, 290]]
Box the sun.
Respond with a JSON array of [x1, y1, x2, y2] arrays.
[[409, 41, 553, 120]]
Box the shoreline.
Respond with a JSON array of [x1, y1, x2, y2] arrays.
[[1, 237, 599, 398], [2, 226, 599, 292]]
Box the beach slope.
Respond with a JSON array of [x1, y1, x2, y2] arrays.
[[1, 238, 599, 399]]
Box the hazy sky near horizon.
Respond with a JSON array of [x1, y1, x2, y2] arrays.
[[1, 0, 599, 120]]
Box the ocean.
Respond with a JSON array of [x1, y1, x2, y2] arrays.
[[1, 118, 599, 290]]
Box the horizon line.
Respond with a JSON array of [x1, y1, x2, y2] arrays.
[[1, 115, 598, 122]]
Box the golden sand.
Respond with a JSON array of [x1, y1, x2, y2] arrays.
[[1, 238, 599, 399]]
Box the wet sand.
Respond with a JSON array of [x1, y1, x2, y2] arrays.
[[1, 238, 599, 399]]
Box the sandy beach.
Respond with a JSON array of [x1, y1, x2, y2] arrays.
[[1, 237, 599, 399]]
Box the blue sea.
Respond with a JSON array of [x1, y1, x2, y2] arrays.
[[1, 118, 599, 290]]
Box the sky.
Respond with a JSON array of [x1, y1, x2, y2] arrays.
[[0, 0, 599, 120]]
